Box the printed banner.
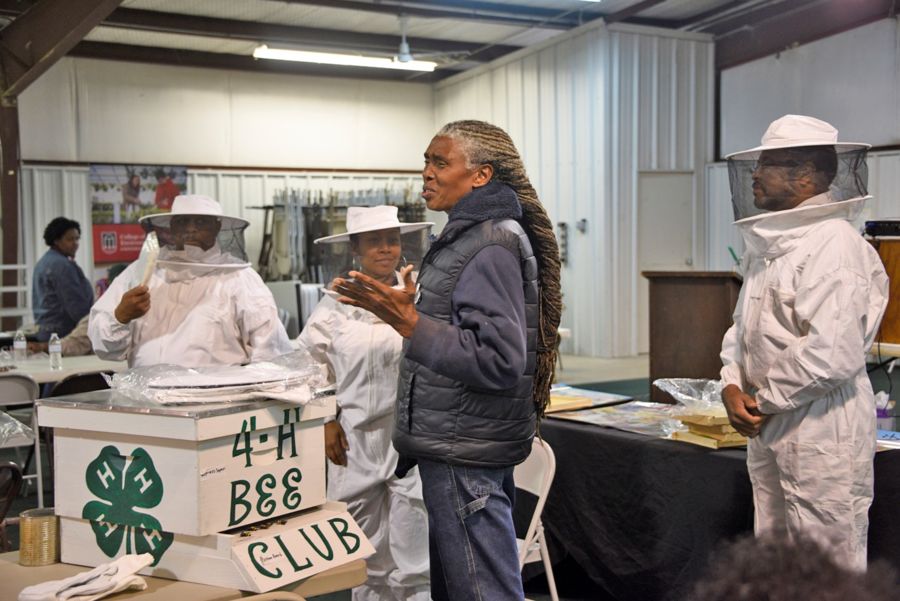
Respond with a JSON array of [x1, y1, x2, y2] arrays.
[[90, 164, 187, 263], [92, 223, 147, 263]]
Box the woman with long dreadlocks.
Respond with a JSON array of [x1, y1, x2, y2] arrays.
[[334, 120, 561, 601]]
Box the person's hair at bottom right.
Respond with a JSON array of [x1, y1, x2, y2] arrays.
[[687, 533, 898, 601]]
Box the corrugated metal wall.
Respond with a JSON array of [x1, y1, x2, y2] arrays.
[[434, 23, 714, 357], [18, 166, 422, 319]]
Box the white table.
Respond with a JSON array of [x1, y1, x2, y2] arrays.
[[2, 355, 126, 507], [6, 355, 127, 384]]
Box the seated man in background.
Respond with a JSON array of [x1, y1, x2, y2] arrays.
[[719, 115, 888, 570], [89, 194, 292, 367], [32, 217, 94, 342]]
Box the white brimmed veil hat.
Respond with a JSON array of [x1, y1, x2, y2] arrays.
[[139, 194, 249, 231], [139, 194, 250, 265], [725, 114, 870, 221], [312, 205, 433, 290], [314, 205, 432, 244]]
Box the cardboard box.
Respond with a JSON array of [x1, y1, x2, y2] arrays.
[[60, 501, 374, 593], [38, 391, 334, 537]]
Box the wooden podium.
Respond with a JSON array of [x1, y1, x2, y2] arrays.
[[642, 271, 742, 403], [871, 239, 900, 343]]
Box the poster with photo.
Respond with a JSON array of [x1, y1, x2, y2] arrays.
[[90, 164, 187, 263]]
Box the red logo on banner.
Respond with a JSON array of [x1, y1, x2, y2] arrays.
[[93, 224, 146, 263]]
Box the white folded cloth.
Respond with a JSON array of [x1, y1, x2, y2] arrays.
[[152, 380, 314, 405], [19, 554, 153, 601]]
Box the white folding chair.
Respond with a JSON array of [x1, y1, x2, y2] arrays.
[[278, 307, 292, 331], [514, 437, 559, 601], [0, 373, 42, 505]]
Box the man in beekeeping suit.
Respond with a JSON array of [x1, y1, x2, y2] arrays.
[[719, 114, 888, 570], [90, 194, 292, 367]]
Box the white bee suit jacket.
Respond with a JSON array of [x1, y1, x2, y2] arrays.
[[720, 194, 889, 570], [298, 293, 430, 601], [89, 247, 293, 368]]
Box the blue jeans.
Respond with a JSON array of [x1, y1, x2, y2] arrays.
[[417, 459, 524, 601]]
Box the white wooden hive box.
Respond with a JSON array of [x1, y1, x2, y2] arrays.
[[37, 390, 335, 537]]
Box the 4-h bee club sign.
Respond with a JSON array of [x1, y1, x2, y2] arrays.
[[89, 164, 187, 263], [39, 395, 372, 591]]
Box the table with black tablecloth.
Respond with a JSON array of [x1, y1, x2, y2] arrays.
[[529, 417, 900, 601]]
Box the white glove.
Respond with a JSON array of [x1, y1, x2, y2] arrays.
[[18, 554, 153, 601], [19, 564, 116, 601]]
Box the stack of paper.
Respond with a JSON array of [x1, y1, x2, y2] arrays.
[[671, 413, 747, 449], [877, 429, 900, 451], [112, 362, 328, 405], [546, 386, 631, 414]]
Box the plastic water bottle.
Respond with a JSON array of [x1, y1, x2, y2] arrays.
[[48, 333, 62, 370], [13, 329, 26, 363]]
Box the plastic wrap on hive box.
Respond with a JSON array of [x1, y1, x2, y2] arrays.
[[59, 501, 374, 593], [37, 390, 334, 537]]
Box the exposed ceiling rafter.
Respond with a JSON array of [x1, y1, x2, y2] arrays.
[[278, 0, 593, 29], [602, 0, 669, 24], [714, 0, 896, 69], [0, 0, 520, 64], [0, 0, 121, 98], [674, 0, 764, 31]]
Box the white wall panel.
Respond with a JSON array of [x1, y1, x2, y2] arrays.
[[434, 22, 714, 357], [864, 152, 900, 221], [20, 57, 434, 170], [721, 19, 900, 156], [704, 163, 742, 272], [18, 62, 79, 163]]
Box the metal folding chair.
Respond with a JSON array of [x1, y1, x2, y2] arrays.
[[0, 461, 23, 551], [0, 374, 41, 505], [515, 437, 559, 601], [38, 371, 112, 484]]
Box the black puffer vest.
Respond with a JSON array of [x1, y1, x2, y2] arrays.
[[393, 184, 539, 468]]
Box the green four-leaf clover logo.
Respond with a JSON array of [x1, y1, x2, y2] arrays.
[[82, 445, 174, 565]]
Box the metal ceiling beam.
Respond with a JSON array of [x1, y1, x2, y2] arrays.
[[714, 0, 896, 69], [701, 0, 816, 36], [0, 0, 121, 98], [0, 1, 521, 64], [279, 0, 582, 29], [603, 0, 670, 24], [68, 41, 456, 83], [672, 0, 757, 30]]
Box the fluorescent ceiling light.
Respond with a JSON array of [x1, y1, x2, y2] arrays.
[[253, 45, 437, 72]]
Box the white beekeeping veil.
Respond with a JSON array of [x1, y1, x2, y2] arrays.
[[140, 194, 250, 268], [314, 205, 433, 294], [726, 115, 869, 221]]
